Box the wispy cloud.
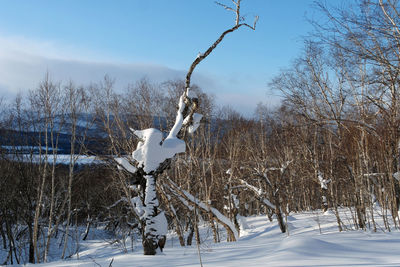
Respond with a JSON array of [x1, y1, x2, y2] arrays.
[[0, 35, 193, 92], [0, 35, 272, 116]]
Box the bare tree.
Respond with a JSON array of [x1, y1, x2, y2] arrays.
[[115, 0, 258, 255], [62, 82, 92, 259], [29, 74, 63, 263]]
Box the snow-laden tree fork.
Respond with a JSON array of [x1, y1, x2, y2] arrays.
[[116, 0, 258, 255]]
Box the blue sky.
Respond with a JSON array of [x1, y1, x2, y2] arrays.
[[0, 0, 324, 116]]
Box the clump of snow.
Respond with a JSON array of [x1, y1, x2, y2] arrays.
[[318, 172, 331, 189], [239, 179, 275, 209], [168, 95, 185, 139], [115, 157, 137, 173], [129, 95, 187, 173], [231, 194, 239, 208], [130, 93, 188, 174], [132, 128, 185, 173], [183, 113, 203, 134], [394, 172, 400, 181], [130, 196, 145, 218]]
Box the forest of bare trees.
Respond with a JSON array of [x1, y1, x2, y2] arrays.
[[1, 0, 400, 264]]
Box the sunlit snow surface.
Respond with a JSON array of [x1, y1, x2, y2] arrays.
[[30, 208, 400, 267], [4, 154, 103, 165]]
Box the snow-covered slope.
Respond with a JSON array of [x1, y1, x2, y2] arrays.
[[33, 209, 400, 267]]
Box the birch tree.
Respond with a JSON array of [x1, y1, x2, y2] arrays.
[[116, 0, 258, 255]]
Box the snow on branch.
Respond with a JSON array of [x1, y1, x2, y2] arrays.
[[115, 157, 137, 173], [184, 112, 203, 134], [394, 172, 400, 181], [131, 128, 185, 173], [238, 179, 276, 210], [163, 184, 194, 211], [280, 160, 293, 174], [318, 172, 331, 190], [167, 95, 185, 139], [125, 86, 194, 174], [165, 177, 239, 240]]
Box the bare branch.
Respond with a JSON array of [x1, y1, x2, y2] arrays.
[[215, 1, 235, 12], [185, 0, 257, 91], [181, 0, 257, 136]]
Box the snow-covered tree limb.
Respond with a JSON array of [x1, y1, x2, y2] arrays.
[[165, 177, 239, 241], [115, 157, 137, 174], [238, 179, 276, 210]]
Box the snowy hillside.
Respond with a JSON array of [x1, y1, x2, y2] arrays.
[[32, 209, 400, 267]]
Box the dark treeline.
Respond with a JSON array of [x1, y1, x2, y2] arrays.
[[1, 0, 400, 264]]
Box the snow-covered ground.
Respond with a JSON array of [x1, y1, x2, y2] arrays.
[[4, 153, 104, 165], [31, 209, 400, 267]]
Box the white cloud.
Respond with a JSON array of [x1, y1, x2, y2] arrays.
[[0, 35, 192, 93], [0, 35, 275, 116]]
